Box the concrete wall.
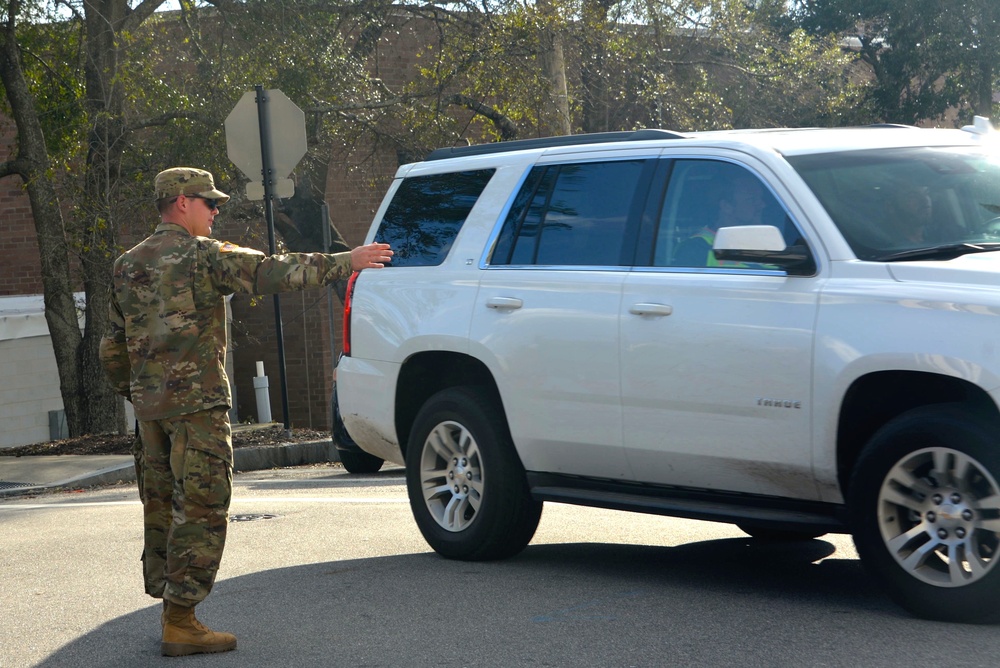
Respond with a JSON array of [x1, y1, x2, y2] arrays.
[[0, 296, 72, 449], [0, 292, 232, 448]]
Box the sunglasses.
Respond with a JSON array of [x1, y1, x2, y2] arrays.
[[191, 196, 220, 210], [169, 195, 220, 210]]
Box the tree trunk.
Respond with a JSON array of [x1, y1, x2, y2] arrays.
[[972, 59, 994, 119], [0, 0, 169, 437], [77, 1, 132, 435], [537, 0, 572, 136], [0, 6, 87, 434], [580, 0, 614, 133]]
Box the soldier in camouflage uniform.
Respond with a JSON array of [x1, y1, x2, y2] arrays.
[[99, 167, 392, 657]]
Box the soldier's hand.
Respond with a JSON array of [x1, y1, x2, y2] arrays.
[[351, 242, 393, 270]]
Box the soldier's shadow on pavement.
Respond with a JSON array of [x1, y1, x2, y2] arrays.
[[35, 537, 938, 667]]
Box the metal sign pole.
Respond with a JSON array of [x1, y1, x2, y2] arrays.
[[321, 202, 336, 360], [255, 84, 292, 435]]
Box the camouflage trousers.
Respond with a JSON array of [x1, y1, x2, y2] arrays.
[[134, 407, 233, 606]]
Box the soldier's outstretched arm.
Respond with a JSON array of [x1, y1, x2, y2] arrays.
[[205, 239, 392, 296]]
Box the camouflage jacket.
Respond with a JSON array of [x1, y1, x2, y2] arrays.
[[99, 222, 352, 421]]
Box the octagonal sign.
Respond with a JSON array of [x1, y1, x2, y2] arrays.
[[225, 89, 307, 199]]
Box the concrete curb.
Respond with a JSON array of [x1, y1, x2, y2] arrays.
[[0, 440, 339, 498], [233, 440, 340, 472]]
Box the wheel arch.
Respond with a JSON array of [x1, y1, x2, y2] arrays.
[[395, 351, 502, 460], [836, 370, 1000, 494]]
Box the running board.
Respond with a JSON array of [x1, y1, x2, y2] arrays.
[[527, 473, 848, 534]]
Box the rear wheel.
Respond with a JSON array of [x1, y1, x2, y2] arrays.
[[331, 379, 384, 474], [406, 386, 542, 560], [338, 449, 385, 474], [849, 404, 1000, 623]]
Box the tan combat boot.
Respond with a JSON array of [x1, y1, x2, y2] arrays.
[[161, 601, 237, 657]]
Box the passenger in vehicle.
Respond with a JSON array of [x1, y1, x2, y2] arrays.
[[886, 186, 933, 244], [673, 174, 767, 267]]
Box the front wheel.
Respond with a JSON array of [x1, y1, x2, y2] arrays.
[[406, 386, 542, 561], [849, 405, 1000, 623]]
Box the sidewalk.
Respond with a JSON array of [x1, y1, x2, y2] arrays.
[[0, 439, 339, 498]]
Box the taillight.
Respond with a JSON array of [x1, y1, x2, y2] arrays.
[[342, 271, 360, 356]]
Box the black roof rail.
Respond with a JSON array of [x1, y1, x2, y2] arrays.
[[424, 128, 687, 162]]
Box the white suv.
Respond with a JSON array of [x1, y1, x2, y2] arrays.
[[334, 122, 1000, 622]]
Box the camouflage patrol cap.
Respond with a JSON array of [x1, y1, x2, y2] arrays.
[[154, 167, 230, 204]]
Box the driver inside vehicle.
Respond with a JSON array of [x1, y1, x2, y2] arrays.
[[886, 185, 934, 244], [673, 174, 768, 267]]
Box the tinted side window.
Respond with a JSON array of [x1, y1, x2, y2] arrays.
[[492, 160, 647, 266], [374, 169, 495, 267], [653, 160, 793, 268]]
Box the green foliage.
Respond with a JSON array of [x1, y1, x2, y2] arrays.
[[162, 2, 390, 177], [4, 11, 86, 157], [3, 0, 874, 212], [408, 6, 556, 141], [405, 0, 865, 136], [30, 65, 82, 153], [791, 0, 1000, 125]]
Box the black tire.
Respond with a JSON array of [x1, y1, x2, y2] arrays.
[[849, 404, 1000, 623], [338, 448, 385, 474], [405, 386, 542, 561], [737, 524, 826, 541], [331, 379, 384, 474]]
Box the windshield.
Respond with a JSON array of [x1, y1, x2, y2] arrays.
[[787, 146, 1000, 261]]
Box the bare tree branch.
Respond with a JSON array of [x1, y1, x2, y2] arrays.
[[123, 0, 169, 33], [0, 159, 22, 179], [446, 94, 518, 139], [54, 0, 84, 22], [176, 0, 210, 63], [125, 110, 212, 132], [307, 97, 410, 114], [201, 0, 242, 11]]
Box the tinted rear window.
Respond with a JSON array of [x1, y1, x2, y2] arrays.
[[492, 160, 647, 266], [374, 169, 495, 266]]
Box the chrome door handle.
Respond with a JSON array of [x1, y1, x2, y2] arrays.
[[486, 297, 523, 310], [629, 303, 673, 316]]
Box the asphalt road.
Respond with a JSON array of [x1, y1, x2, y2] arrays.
[[2, 463, 999, 668]]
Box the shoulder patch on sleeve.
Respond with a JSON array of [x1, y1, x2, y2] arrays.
[[209, 240, 265, 256]]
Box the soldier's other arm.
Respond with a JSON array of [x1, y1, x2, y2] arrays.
[[99, 292, 133, 399]]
